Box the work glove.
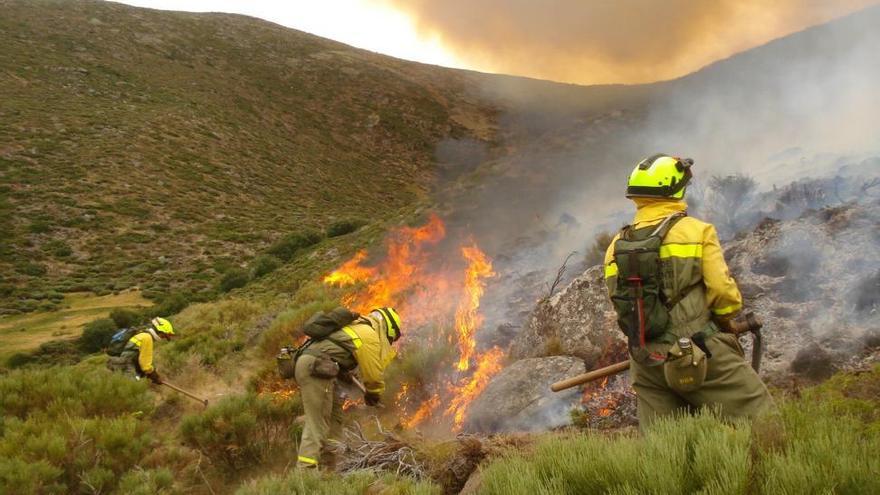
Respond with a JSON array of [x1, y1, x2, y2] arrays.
[[146, 370, 163, 385], [364, 391, 382, 407]]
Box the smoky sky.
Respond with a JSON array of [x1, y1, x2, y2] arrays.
[[380, 0, 877, 84]]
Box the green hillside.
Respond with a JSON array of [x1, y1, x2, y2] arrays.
[[0, 0, 495, 313]]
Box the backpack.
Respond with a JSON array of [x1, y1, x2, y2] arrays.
[[610, 213, 687, 353], [302, 307, 359, 339], [278, 307, 361, 379], [106, 327, 140, 357]]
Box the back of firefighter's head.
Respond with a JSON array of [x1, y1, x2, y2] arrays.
[[626, 154, 694, 200], [370, 307, 402, 344], [151, 317, 175, 340]]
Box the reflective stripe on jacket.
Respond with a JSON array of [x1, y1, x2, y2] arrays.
[[308, 315, 396, 394], [125, 332, 155, 374], [603, 198, 743, 338]]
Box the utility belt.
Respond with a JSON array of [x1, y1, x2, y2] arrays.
[[639, 323, 719, 394], [276, 336, 357, 380]]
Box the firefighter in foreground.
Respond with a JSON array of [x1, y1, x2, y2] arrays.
[[603, 154, 772, 426], [106, 317, 175, 384], [291, 306, 401, 469]]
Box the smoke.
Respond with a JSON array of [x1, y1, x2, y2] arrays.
[[380, 0, 877, 85], [432, 6, 880, 360]]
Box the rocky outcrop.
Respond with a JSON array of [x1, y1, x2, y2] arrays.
[[506, 200, 880, 388], [508, 265, 624, 365], [464, 356, 585, 432]]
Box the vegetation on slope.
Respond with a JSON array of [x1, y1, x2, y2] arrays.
[[0, 0, 494, 314]]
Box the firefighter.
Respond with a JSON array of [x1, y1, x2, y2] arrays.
[[294, 307, 401, 469], [604, 154, 773, 426], [106, 317, 175, 384]]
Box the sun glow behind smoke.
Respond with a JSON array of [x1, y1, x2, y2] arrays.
[[111, 0, 465, 69]]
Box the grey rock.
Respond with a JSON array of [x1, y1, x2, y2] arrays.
[[464, 356, 585, 432], [509, 264, 623, 364]]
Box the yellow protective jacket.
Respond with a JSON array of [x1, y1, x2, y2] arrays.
[[604, 198, 743, 340], [126, 332, 156, 374], [308, 315, 397, 394]]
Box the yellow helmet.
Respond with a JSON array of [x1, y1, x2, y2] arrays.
[[151, 317, 175, 336], [372, 307, 402, 343], [626, 154, 694, 199]]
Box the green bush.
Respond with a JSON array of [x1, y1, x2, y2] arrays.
[[0, 366, 152, 419], [326, 219, 366, 238], [266, 230, 322, 261], [30, 339, 82, 366], [110, 307, 141, 329], [180, 393, 302, 472], [219, 268, 249, 292], [78, 317, 117, 353], [0, 414, 154, 494], [5, 352, 34, 369], [250, 254, 280, 279], [236, 470, 441, 495]]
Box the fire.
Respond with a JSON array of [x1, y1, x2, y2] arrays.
[[446, 346, 504, 430], [324, 214, 446, 322], [323, 250, 375, 286], [322, 214, 504, 431], [454, 244, 496, 371], [402, 395, 440, 430]]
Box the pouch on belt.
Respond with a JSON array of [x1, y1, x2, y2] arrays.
[[663, 337, 708, 393]]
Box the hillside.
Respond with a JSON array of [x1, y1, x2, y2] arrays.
[[0, 0, 496, 313]]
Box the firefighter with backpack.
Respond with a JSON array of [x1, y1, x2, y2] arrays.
[[106, 317, 175, 384], [603, 154, 772, 427], [278, 306, 402, 470]]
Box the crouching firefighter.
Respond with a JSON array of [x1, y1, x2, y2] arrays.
[[106, 317, 175, 385], [282, 306, 401, 469], [604, 154, 773, 427]]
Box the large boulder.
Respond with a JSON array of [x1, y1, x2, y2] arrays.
[[507, 200, 880, 388], [509, 265, 624, 364], [464, 356, 585, 432]]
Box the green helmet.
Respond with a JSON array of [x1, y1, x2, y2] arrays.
[[151, 317, 174, 336], [626, 154, 694, 199], [372, 307, 402, 343]]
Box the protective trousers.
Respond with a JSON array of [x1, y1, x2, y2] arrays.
[[630, 332, 773, 427], [294, 354, 344, 469]]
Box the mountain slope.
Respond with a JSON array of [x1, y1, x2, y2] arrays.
[[0, 0, 496, 312]]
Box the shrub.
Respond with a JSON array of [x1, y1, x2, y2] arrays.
[[180, 393, 302, 472], [16, 261, 47, 276], [480, 367, 880, 495], [110, 307, 141, 329], [5, 352, 34, 369], [266, 230, 322, 261], [31, 339, 82, 366], [236, 470, 441, 495], [0, 366, 152, 419], [326, 219, 366, 238], [250, 254, 280, 279], [584, 230, 614, 267], [149, 291, 191, 317], [78, 317, 117, 353], [219, 268, 249, 292]]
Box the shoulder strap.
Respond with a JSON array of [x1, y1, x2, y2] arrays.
[[649, 212, 686, 239]]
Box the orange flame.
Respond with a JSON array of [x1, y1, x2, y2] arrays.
[[402, 395, 441, 430], [323, 250, 375, 286], [322, 214, 503, 430], [446, 347, 505, 430], [455, 244, 496, 371], [324, 214, 446, 320]]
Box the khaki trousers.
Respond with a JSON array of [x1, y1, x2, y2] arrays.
[[631, 332, 773, 427], [294, 354, 344, 469]]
